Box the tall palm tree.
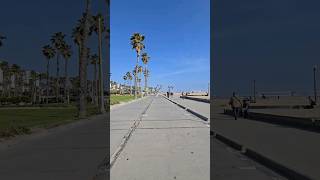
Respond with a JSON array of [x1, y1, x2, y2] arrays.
[[0, 61, 9, 97], [137, 65, 143, 97], [126, 71, 132, 95], [30, 70, 38, 104], [90, 54, 98, 105], [10, 64, 20, 96], [42, 45, 56, 104], [62, 44, 72, 104], [90, 13, 106, 113], [0, 35, 6, 48], [141, 52, 150, 94], [123, 75, 128, 94], [78, 0, 91, 118], [130, 33, 145, 99], [104, 0, 110, 110], [50, 32, 67, 103]]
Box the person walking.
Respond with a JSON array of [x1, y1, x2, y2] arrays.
[[242, 98, 249, 118], [229, 92, 242, 120]]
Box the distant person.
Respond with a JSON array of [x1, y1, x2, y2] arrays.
[[308, 96, 316, 108], [167, 91, 169, 98], [242, 99, 249, 118], [229, 92, 242, 120]]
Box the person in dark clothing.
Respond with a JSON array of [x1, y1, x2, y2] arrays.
[[167, 91, 169, 98], [242, 99, 249, 118], [229, 92, 242, 120]]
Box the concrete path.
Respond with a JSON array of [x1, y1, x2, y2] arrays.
[[110, 95, 283, 180], [0, 114, 108, 180], [110, 95, 209, 180]]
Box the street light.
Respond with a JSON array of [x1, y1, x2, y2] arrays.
[[313, 65, 318, 104]]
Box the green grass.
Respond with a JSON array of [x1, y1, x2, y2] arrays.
[[110, 95, 136, 105], [0, 104, 100, 137]]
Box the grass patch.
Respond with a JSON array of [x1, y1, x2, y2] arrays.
[[0, 104, 100, 138], [110, 95, 136, 105]]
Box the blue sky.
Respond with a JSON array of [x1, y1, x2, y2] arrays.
[[111, 0, 210, 92]]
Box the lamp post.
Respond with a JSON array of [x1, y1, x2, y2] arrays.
[[253, 80, 256, 103], [313, 65, 317, 104]]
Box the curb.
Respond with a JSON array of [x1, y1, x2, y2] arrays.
[[180, 96, 210, 103], [223, 109, 320, 132], [212, 131, 313, 180], [161, 95, 208, 122]]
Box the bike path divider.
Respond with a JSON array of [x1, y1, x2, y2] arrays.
[[161, 95, 313, 180], [180, 95, 210, 103], [161, 95, 208, 122]]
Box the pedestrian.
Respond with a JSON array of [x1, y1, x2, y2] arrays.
[[308, 96, 316, 108], [167, 91, 169, 98], [229, 92, 242, 120], [242, 99, 249, 118]]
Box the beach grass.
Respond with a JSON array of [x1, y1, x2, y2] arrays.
[[0, 104, 99, 137], [110, 95, 136, 105]]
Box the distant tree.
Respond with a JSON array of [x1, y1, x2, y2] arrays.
[[141, 52, 150, 94], [61, 44, 72, 104], [42, 45, 56, 103], [0, 35, 6, 48], [90, 54, 98, 105], [50, 32, 67, 102], [126, 71, 133, 95], [130, 33, 145, 99], [0, 61, 9, 96]]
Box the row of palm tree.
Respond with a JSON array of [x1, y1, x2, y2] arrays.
[[42, 32, 72, 104], [1, 0, 110, 117], [129, 33, 151, 98]]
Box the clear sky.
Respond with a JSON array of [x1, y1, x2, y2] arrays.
[[213, 0, 320, 97], [111, 0, 210, 92]]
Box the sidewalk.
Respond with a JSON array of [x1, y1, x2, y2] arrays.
[[110, 95, 209, 180]]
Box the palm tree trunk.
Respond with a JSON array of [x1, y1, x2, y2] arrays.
[[56, 53, 60, 103], [98, 16, 105, 113], [134, 55, 138, 99], [46, 60, 49, 104], [78, 0, 91, 118], [94, 63, 98, 105], [105, 0, 110, 111], [64, 59, 69, 104]]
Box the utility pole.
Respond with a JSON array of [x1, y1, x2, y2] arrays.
[[253, 80, 256, 103], [313, 65, 317, 104]]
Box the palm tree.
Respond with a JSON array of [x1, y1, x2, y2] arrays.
[[42, 45, 56, 103], [0, 61, 9, 97], [0, 35, 6, 47], [126, 71, 132, 95], [50, 32, 67, 103], [90, 54, 98, 105], [10, 64, 20, 96], [130, 33, 145, 99], [78, 0, 91, 118], [141, 52, 150, 94], [30, 71, 38, 104], [105, 0, 110, 110], [123, 75, 128, 94], [137, 65, 143, 97], [62, 44, 72, 104], [90, 13, 106, 113]]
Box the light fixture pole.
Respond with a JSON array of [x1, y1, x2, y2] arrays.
[[313, 65, 317, 104]]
